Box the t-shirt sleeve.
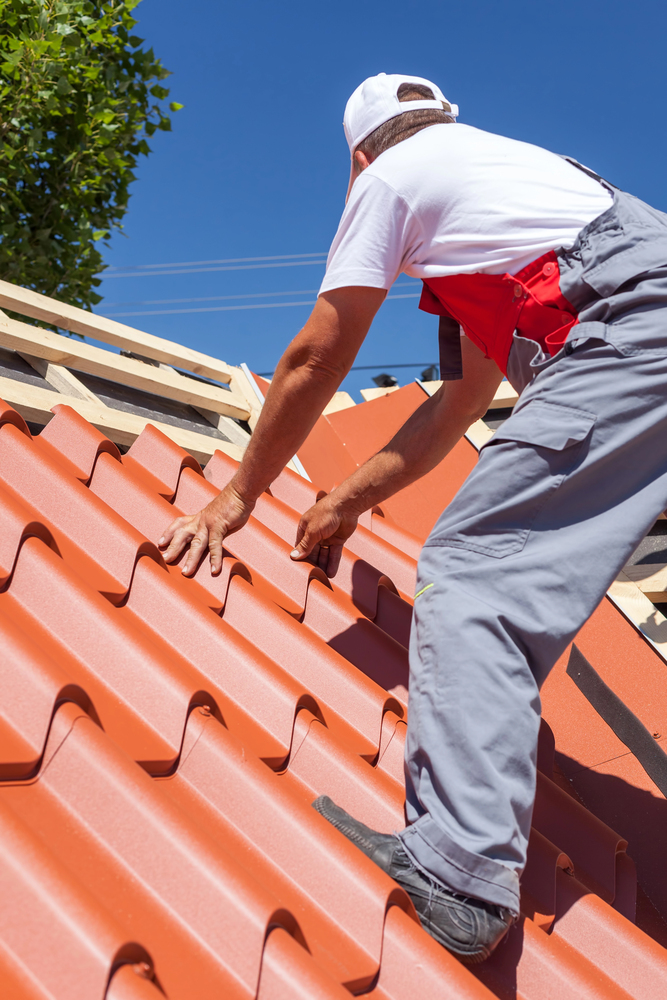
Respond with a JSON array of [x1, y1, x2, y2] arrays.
[[319, 174, 422, 294]]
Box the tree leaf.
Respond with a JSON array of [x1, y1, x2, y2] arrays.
[[0, 0, 176, 312]]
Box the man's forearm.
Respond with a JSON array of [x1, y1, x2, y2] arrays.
[[231, 353, 343, 502], [228, 287, 386, 503], [327, 389, 476, 516]]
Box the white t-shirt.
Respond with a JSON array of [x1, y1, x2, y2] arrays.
[[319, 123, 613, 293]]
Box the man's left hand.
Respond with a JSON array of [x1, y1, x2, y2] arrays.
[[290, 495, 359, 577]]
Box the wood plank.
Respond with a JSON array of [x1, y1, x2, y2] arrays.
[[122, 354, 252, 454], [323, 391, 356, 415], [0, 313, 251, 420], [0, 374, 241, 465], [420, 379, 442, 395], [621, 562, 667, 602], [0, 278, 237, 384], [230, 364, 264, 431], [18, 353, 102, 404], [465, 418, 494, 449], [489, 380, 519, 409], [360, 385, 400, 402], [192, 405, 251, 450], [417, 380, 518, 411], [608, 572, 667, 662]]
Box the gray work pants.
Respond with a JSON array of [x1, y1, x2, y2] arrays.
[[399, 186, 667, 913]]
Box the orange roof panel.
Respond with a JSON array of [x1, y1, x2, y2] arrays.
[[0, 391, 664, 998]]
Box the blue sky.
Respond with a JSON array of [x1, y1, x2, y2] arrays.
[[95, 0, 667, 399]]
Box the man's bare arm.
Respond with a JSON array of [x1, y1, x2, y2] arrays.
[[292, 336, 503, 576], [159, 286, 386, 575]]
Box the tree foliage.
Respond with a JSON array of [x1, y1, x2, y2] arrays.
[[0, 0, 181, 309]]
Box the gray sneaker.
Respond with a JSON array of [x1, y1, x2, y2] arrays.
[[313, 795, 516, 964]]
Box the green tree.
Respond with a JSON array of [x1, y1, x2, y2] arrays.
[[0, 0, 182, 311]]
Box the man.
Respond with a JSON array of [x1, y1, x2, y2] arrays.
[[160, 74, 667, 962]]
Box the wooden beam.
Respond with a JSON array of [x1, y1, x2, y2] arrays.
[[608, 572, 667, 661], [420, 380, 442, 394], [489, 381, 519, 409], [0, 374, 241, 465], [360, 386, 400, 402], [192, 405, 251, 450], [417, 379, 518, 410], [323, 391, 356, 415], [621, 562, 667, 603], [18, 353, 102, 404], [0, 313, 250, 420], [119, 352, 252, 455], [233, 364, 264, 432], [465, 418, 494, 450], [0, 278, 236, 384]]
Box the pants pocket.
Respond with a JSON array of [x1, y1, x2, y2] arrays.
[[426, 400, 597, 558]]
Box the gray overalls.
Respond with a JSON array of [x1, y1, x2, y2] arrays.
[[399, 165, 667, 913]]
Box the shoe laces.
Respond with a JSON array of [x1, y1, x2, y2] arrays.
[[396, 844, 517, 923]]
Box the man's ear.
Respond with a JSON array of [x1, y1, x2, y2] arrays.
[[354, 149, 371, 172], [346, 149, 372, 204]]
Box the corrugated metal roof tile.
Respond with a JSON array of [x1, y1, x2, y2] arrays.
[[38, 404, 121, 483], [0, 389, 665, 997]]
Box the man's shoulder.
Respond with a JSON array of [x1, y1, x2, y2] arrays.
[[367, 123, 497, 184]]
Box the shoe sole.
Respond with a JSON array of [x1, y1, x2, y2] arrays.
[[417, 909, 514, 964], [419, 912, 490, 964]]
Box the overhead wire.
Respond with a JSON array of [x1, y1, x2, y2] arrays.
[[101, 281, 420, 309], [101, 292, 420, 317], [99, 285, 421, 318], [103, 260, 330, 279], [99, 255, 430, 375], [257, 361, 437, 376], [103, 288, 323, 307], [103, 252, 329, 279], [104, 251, 328, 272]]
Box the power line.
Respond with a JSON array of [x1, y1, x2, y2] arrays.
[[104, 288, 321, 308], [103, 260, 328, 279], [257, 361, 437, 376], [105, 251, 328, 272], [106, 299, 318, 317], [100, 289, 421, 318], [103, 257, 329, 280], [101, 280, 420, 309]]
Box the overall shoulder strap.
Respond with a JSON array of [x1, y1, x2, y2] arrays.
[[438, 315, 464, 381], [559, 154, 618, 192]]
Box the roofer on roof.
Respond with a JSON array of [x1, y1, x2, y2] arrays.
[[160, 73, 667, 962]]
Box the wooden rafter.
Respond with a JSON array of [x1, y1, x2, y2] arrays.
[[0, 279, 266, 463], [0, 277, 237, 383], [0, 374, 241, 465], [0, 313, 251, 419]]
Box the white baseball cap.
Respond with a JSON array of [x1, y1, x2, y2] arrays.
[[343, 72, 459, 154]]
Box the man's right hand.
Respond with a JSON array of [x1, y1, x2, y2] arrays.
[[158, 483, 255, 577]]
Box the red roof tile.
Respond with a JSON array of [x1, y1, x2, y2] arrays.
[[0, 391, 665, 999], [297, 383, 479, 540]]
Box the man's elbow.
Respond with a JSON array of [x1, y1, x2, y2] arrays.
[[433, 385, 492, 427], [304, 353, 350, 383], [283, 342, 349, 384], [466, 399, 492, 424]]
